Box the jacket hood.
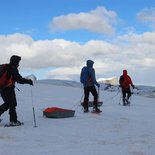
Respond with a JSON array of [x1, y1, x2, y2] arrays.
[[123, 69, 127, 76], [9, 55, 21, 67], [86, 60, 94, 68]]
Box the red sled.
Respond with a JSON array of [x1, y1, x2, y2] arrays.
[[81, 101, 103, 107], [43, 107, 75, 118]]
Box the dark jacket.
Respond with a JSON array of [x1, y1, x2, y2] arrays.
[[82, 60, 99, 87], [6, 55, 31, 88]]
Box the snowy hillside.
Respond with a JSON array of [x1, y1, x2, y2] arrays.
[[98, 77, 118, 85], [39, 79, 155, 98], [0, 79, 155, 155], [38, 79, 81, 88]]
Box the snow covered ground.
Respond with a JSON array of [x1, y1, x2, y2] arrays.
[[0, 80, 155, 155]]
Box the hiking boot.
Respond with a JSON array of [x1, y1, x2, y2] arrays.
[[123, 98, 129, 106], [9, 120, 23, 126], [125, 98, 129, 105]]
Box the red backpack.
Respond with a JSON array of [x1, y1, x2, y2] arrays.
[[119, 75, 131, 89], [0, 64, 13, 91]]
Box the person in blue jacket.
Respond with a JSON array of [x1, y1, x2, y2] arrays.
[[80, 60, 100, 113]]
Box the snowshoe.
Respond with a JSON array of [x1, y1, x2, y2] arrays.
[[5, 121, 24, 127], [91, 108, 102, 114]]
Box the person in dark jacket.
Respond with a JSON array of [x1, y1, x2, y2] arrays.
[[0, 55, 33, 126], [119, 69, 134, 105], [80, 60, 100, 113]]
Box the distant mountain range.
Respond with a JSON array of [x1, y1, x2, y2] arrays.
[[24, 74, 155, 98], [36, 79, 155, 99]]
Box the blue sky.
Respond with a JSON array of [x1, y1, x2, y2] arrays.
[[0, 0, 155, 86], [0, 0, 153, 40]]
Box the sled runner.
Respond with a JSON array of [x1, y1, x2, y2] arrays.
[[43, 107, 75, 118]]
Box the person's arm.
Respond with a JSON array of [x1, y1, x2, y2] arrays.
[[90, 68, 100, 87], [11, 67, 33, 85], [129, 76, 134, 89]]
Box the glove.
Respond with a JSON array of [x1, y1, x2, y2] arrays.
[[27, 79, 33, 86], [96, 83, 100, 88], [131, 84, 134, 89]]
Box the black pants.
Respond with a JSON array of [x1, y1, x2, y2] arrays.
[[122, 87, 131, 100], [83, 85, 98, 110], [0, 86, 17, 122]]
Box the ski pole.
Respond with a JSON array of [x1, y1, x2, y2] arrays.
[[30, 85, 37, 128], [118, 87, 122, 104], [97, 86, 100, 101], [119, 93, 122, 104], [119, 92, 123, 105], [129, 88, 134, 105]]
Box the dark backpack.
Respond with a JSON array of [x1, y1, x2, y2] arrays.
[[0, 64, 11, 90], [80, 66, 91, 85]]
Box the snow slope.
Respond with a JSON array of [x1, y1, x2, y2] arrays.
[[0, 80, 155, 155]]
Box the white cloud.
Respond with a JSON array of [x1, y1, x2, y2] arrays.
[[0, 32, 155, 85], [137, 7, 155, 29], [0, 33, 33, 62], [49, 6, 117, 35], [46, 67, 80, 80]]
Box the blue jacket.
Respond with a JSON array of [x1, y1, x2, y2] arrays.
[[81, 60, 99, 87]]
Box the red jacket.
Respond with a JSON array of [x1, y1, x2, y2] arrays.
[[119, 70, 133, 89]]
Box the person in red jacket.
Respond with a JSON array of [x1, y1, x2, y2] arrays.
[[119, 70, 134, 105]]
